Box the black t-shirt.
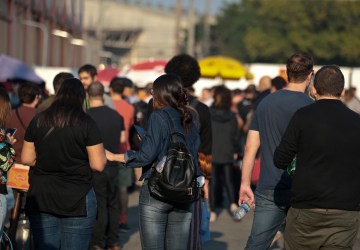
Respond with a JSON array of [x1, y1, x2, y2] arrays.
[[189, 97, 212, 155], [24, 114, 102, 217], [88, 105, 125, 166]]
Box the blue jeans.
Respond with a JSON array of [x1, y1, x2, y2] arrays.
[[28, 189, 97, 250], [245, 189, 291, 250], [0, 194, 7, 237], [139, 180, 193, 250], [200, 199, 210, 243]]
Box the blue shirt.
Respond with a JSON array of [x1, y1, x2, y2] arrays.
[[125, 107, 200, 180], [250, 89, 313, 190]]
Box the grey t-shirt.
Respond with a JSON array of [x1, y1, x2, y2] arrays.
[[249, 89, 313, 191], [104, 94, 115, 110]]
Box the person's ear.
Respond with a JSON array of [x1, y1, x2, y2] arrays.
[[34, 95, 41, 106], [312, 86, 318, 100], [340, 88, 345, 98], [306, 70, 314, 82], [94, 75, 98, 81], [312, 86, 317, 94]]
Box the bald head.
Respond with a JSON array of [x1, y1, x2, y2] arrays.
[[88, 81, 104, 99], [258, 76, 272, 93]]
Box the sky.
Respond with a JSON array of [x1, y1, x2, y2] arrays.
[[126, 0, 239, 15]]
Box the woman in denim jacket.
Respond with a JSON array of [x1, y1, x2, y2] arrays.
[[107, 74, 200, 250]]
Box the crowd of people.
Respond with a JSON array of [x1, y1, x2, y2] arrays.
[[0, 51, 359, 250]]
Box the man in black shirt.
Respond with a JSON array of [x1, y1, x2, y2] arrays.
[[274, 65, 360, 249], [87, 82, 125, 250]]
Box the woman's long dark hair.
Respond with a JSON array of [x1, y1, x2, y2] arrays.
[[0, 87, 11, 128], [152, 74, 192, 130], [37, 78, 87, 128], [212, 85, 232, 110]]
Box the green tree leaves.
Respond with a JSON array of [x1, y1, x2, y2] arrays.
[[215, 0, 360, 66]]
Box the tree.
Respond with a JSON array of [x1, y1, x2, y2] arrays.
[[215, 0, 360, 66]]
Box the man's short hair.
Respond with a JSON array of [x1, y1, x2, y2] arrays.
[[271, 76, 287, 90], [232, 88, 243, 96], [88, 81, 104, 98], [18, 83, 41, 104], [165, 54, 201, 88], [286, 52, 314, 83], [78, 64, 97, 78], [109, 77, 126, 94], [314, 65, 344, 97], [121, 77, 134, 88], [53, 72, 74, 93]]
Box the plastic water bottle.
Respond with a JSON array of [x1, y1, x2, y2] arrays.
[[155, 156, 167, 173], [233, 202, 252, 221]]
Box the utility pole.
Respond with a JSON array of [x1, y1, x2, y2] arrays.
[[96, 0, 104, 65], [203, 0, 211, 57], [175, 0, 182, 54], [187, 0, 195, 56], [22, 20, 49, 67]]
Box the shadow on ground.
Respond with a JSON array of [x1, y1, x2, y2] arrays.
[[119, 205, 139, 248], [202, 231, 227, 250]]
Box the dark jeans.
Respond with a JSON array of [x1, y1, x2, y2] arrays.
[[90, 165, 120, 248], [28, 188, 97, 250], [210, 163, 236, 211], [139, 180, 193, 250], [285, 207, 360, 250]]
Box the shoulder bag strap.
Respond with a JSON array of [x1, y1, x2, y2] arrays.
[[37, 127, 54, 152], [43, 127, 54, 141], [15, 108, 26, 130]]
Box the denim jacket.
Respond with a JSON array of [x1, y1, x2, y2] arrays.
[[125, 107, 200, 180]]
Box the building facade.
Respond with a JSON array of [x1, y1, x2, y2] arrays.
[[1, 0, 85, 68], [83, 0, 182, 66]]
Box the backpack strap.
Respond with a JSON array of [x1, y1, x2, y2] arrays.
[[162, 110, 199, 177], [162, 110, 186, 144]]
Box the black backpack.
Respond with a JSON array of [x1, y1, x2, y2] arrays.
[[148, 111, 200, 204]]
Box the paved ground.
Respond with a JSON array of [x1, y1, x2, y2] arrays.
[[119, 190, 284, 250], [9, 188, 360, 249], [120, 190, 360, 250]]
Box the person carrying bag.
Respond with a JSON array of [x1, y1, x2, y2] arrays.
[[105, 74, 200, 250]]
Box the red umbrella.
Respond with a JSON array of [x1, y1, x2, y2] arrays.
[[130, 60, 168, 71], [97, 67, 121, 86], [122, 59, 168, 87]]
